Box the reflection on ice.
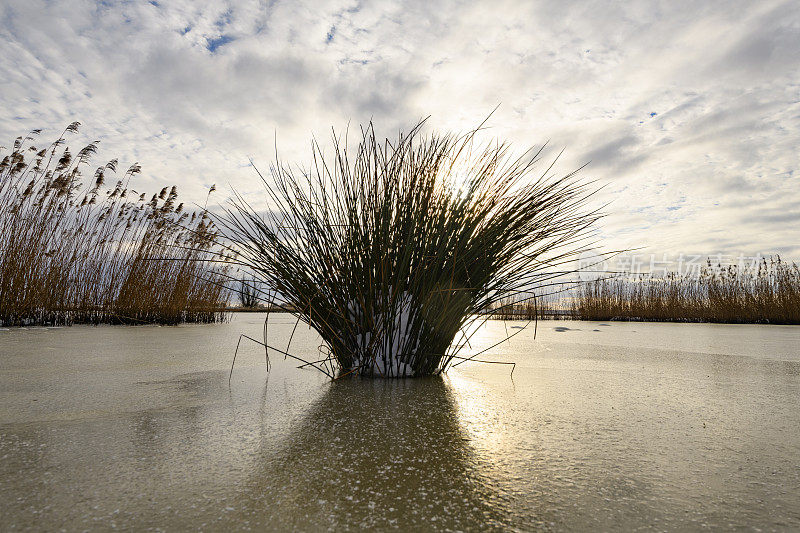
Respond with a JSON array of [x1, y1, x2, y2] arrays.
[[1, 315, 799, 530]]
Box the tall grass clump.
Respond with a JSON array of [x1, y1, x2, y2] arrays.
[[0, 124, 230, 326], [574, 257, 800, 323], [218, 120, 601, 378]]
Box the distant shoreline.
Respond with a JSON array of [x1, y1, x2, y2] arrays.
[[225, 307, 800, 325], [225, 307, 292, 313]]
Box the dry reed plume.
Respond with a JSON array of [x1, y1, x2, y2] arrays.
[[0, 123, 230, 326]]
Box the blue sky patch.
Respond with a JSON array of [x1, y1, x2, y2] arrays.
[[206, 35, 234, 53]]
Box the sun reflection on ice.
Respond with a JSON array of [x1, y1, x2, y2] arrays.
[[446, 370, 509, 454]]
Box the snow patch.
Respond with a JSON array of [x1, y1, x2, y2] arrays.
[[345, 291, 422, 377]]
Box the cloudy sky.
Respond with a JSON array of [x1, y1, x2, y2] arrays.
[[1, 0, 798, 266]]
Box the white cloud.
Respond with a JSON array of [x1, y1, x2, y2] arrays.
[[1, 0, 798, 260]]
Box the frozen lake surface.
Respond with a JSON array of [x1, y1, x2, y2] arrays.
[[1, 315, 799, 530]]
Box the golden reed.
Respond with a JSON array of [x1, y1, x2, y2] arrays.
[[0, 124, 230, 326], [574, 257, 800, 324]]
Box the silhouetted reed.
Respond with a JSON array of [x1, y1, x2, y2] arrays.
[[574, 257, 800, 323], [238, 277, 260, 308], [217, 120, 601, 378], [0, 124, 230, 326]]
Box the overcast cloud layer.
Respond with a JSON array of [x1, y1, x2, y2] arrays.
[[1, 0, 798, 263]]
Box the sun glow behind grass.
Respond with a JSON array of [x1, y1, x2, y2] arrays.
[[217, 119, 602, 378]]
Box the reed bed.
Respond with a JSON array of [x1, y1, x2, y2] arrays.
[[218, 120, 601, 378], [574, 257, 800, 323], [0, 124, 230, 326]]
